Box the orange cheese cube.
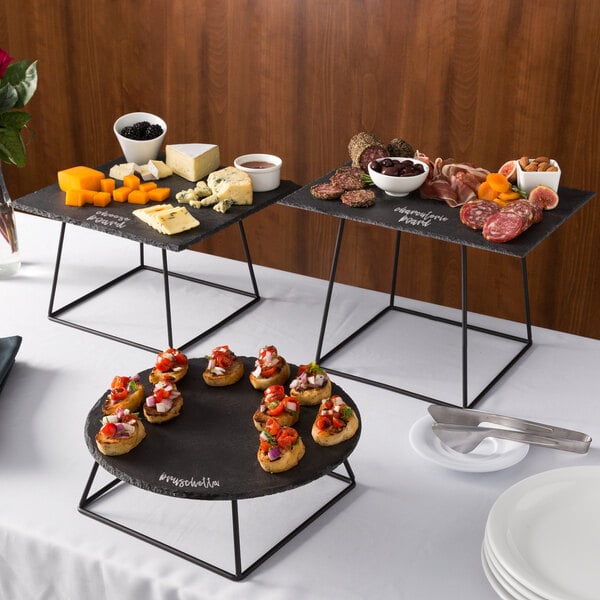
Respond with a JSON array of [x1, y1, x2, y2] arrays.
[[148, 187, 171, 202], [65, 189, 87, 207], [58, 166, 105, 192], [139, 181, 158, 193], [100, 178, 116, 193], [93, 192, 112, 207], [127, 190, 149, 204], [113, 186, 132, 202], [123, 174, 141, 190]]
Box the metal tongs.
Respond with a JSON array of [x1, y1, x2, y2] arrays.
[[428, 405, 592, 454]]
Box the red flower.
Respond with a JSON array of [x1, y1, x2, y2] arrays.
[[0, 49, 13, 79]]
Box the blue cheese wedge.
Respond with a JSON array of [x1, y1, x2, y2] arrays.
[[132, 204, 200, 235], [206, 167, 252, 205], [165, 143, 220, 182]]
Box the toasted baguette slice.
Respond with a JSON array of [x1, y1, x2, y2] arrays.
[[96, 418, 146, 456], [203, 357, 244, 387], [311, 395, 359, 446], [102, 385, 144, 415], [149, 362, 188, 384], [249, 360, 290, 390], [143, 394, 183, 423], [253, 407, 299, 431], [257, 437, 305, 473], [290, 378, 331, 406]]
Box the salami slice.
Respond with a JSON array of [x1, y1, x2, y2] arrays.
[[482, 212, 524, 243], [459, 200, 500, 230], [330, 167, 365, 191], [501, 200, 535, 230], [341, 189, 376, 208], [310, 183, 344, 200]]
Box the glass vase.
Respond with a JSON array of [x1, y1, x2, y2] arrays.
[[0, 163, 21, 278]]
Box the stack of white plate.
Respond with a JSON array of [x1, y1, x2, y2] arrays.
[[482, 466, 600, 600]]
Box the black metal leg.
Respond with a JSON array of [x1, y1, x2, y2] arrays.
[[461, 246, 469, 408], [48, 222, 67, 317], [238, 220, 260, 297], [161, 249, 174, 348], [389, 231, 401, 308], [315, 219, 346, 362]]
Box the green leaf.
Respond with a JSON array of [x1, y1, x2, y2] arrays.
[[0, 127, 26, 167], [0, 110, 31, 129], [2, 60, 38, 108], [0, 83, 18, 112]]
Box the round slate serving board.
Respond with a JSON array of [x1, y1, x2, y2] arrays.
[[84, 357, 361, 500]]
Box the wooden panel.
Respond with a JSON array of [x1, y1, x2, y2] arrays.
[[2, 0, 599, 337]]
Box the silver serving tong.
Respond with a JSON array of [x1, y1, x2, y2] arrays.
[[428, 405, 592, 454]]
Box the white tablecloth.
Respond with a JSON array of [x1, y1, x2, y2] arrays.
[[1, 212, 599, 599]]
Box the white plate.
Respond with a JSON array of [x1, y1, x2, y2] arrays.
[[484, 536, 545, 600], [482, 543, 518, 600], [486, 466, 600, 600], [409, 415, 529, 473]]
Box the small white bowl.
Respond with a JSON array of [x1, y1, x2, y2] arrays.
[[113, 112, 167, 165], [233, 153, 282, 192], [516, 159, 561, 193], [368, 157, 429, 197]]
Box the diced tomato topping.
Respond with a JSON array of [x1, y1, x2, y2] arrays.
[[332, 416, 345, 429], [154, 388, 167, 401], [155, 356, 172, 372], [267, 400, 286, 416], [100, 422, 117, 437], [258, 345, 278, 361], [260, 365, 277, 377], [316, 416, 332, 431], [174, 350, 187, 365], [277, 427, 298, 449], [322, 400, 333, 410], [110, 386, 128, 401], [265, 417, 280, 436], [259, 440, 271, 454], [111, 375, 130, 390]]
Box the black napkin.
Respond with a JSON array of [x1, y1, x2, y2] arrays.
[[0, 335, 22, 394]]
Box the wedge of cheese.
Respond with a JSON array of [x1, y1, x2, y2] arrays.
[[132, 204, 200, 235], [165, 143, 220, 182], [148, 159, 173, 179], [206, 167, 252, 205]]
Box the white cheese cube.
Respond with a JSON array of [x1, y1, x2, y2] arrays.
[[109, 162, 137, 180], [148, 160, 173, 179], [165, 143, 220, 182]]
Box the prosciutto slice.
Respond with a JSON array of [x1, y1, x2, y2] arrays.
[[416, 151, 489, 207]]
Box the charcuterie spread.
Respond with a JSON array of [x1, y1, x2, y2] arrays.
[[92, 346, 359, 473], [310, 131, 563, 244]]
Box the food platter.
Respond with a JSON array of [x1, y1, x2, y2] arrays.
[[84, 357, 361, 500]]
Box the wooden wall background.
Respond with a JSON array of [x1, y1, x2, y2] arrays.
[[2, 0, 599, 338]]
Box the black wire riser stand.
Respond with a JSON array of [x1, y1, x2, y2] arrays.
[[315, 221, 532, 408], [47, 221, 261, 354], [78, 459, 356, 581]]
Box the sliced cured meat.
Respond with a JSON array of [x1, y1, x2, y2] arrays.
[[529, 200, 543, 224], [310, 183, 344, 200], [459, 200, 500, 230], [482, 212, 524, 243], [501, 200, 535, 230], [341, 189, 375, 207], [348, 132, 388, 171], [330, 167, 365, 191]]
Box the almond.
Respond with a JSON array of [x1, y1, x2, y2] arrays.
[[537, 161, 550, 171], [524, 162, 538, 172], [534, 156, 550, 163], [519, 156, 530, 169]]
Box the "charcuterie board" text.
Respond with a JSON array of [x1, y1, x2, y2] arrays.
[[394, 205, 449, 228]]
